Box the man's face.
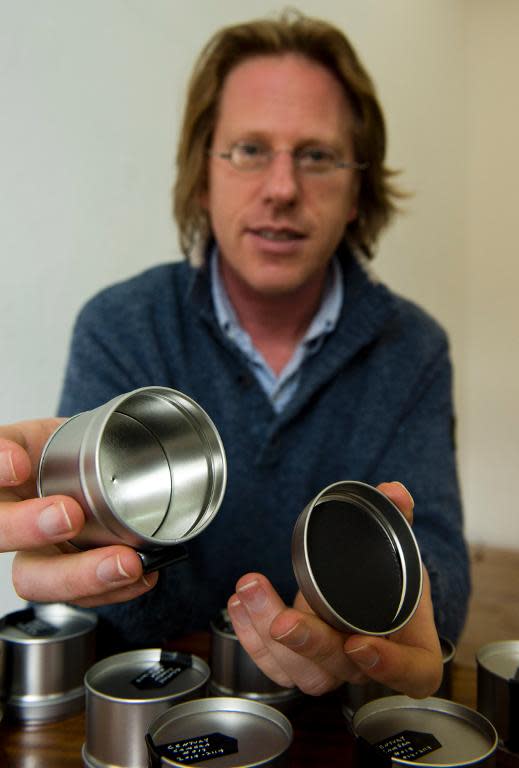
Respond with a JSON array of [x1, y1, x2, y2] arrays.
[[203, 54, 360, 299]]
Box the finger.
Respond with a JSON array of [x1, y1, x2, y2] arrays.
[[233, 573, 354, 695], [227, 595, 294, 688], [0, 442, 31, 488], [0, 495, 85, 552], [343, 635, 442, 698], [270, 608, 368, 688], [376, 481, 414, 524], [12, 545, 156, 604], [73, 571, 160, 607]]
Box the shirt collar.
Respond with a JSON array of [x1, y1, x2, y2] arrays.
[[210, 245, 343, 345]]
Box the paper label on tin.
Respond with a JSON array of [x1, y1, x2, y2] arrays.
[[131, 652, 192, 690], [374, 730, 441, 761], [14, 617, 58, 637], [155, 732, 238, 764]]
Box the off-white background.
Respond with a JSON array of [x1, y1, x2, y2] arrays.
[[1, 0, 518, 613]]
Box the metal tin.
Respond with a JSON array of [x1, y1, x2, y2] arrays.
[[37, 387, 227, 569], [352, 695, 498, 766], [82, 648, 210, 768], [477, 640, 519, 752], [146, 696, 293, 767], [341, 635, 456, 721], [209, 609, 302, 712], [0, 603, 97, 723], [292, 481, 423, 635]]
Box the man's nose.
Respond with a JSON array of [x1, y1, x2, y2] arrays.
[[261, 151, 300, 206]]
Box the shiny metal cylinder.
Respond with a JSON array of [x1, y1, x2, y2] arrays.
[[292, 481, 422, 635], [0, 603, 97, 723], [147, 697, 293, 767], [353, 695, 498, 766], [477, 640, 519, 752], [83, 649, 210, 768], [209, 610, 302, 712], [37, 387, 227, 553]]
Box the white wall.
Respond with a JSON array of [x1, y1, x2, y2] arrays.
[[0, 1, 517, 614]]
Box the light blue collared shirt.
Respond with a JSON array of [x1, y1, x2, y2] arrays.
[[210, 249, 343, 413]]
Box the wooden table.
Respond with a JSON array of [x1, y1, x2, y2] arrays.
[[1, 634, 517, 767]]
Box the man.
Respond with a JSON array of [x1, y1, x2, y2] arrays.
[[0, 11, 469, 698]]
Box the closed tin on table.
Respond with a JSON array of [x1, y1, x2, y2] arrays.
[[352, 695, 498, 766], [292, 481, 422, 635], [0, 603, 97, 723], [209, 609, 302, 713], [38, 386, 227, 571], [477, 640, 519, 753], [82, 649, 210, 768], [146, 696, 293, 767]]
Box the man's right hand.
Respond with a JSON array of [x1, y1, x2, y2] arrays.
[[0, 419, 158, 607]]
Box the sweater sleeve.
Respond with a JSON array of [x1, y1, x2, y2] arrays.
[[372, 336, 470, 643]]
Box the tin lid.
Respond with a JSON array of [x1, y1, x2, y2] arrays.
[[147, 696, 293, 767], [439, 637, 455, 665], [85, 649, 210, 703], [0, 603, 97, 644], [352, 695, 498, 766], [292, 481, 422, 635], [476, 640, 519, 680]]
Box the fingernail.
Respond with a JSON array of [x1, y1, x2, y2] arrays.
[[38, 502, 73, 537], [0, 450, 17, 484], [272, 621, 310, 648], [345, 643, 379, 670], [97, 554, 132, 585], [228, 598, 251, 628], [237, 579, 267, 612]]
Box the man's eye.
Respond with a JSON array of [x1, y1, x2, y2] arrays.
[[235, 142, 266, 157], [299, 147, 335, 164]]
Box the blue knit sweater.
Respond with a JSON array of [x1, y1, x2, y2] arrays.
[[59, 249, 469, 653]]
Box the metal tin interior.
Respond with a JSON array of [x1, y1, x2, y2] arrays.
[[147, 696, 293, 767], [83, 649, 210, 768], [292, 481, 423, 635], [476, 640, 519, 750], [38, 387, 227, 550], [352, 695, 498, 766], [209, 610, 302, 711], [0, 603, 97, 723]]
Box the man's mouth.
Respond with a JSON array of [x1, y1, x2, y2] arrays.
[[250, 228, 305, 242]]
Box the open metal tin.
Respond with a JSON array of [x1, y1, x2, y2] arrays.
[[82, 648, 210, 768], [146, 696, 293, 767], [477, 640, 519, 753], [209, 609, 302, 712], [352, 695, 498, 766], [38, 387, 227, 572], [0, 603, 96, 723], [292, 481, 422, 635]]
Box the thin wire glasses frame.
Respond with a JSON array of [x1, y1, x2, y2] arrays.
[[208, 141, 368, 176]]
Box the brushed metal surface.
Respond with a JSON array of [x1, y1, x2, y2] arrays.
[[38, 387, 227, 552]]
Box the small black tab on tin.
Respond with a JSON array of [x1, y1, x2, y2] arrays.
[[9, 609, 58, 637], [374, 730, 442, 761], [155, 732, 238, 764], [131, 652, 192, 690]]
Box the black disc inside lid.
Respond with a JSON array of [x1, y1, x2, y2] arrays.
[[306, 498, 403, 633]]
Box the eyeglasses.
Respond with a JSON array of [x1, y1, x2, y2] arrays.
[[209, 141, 368, 176]]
